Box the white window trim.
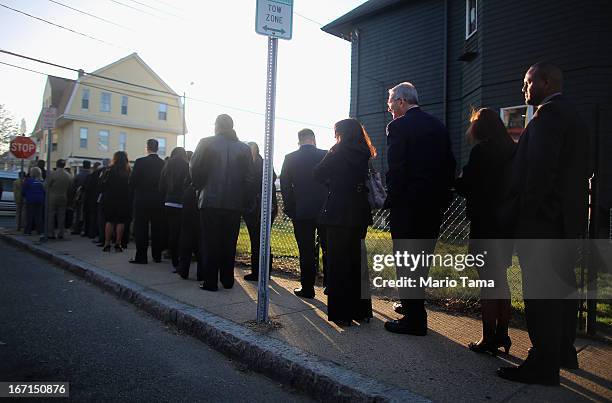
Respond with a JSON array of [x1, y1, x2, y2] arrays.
[[79, 127, 88, 149], [156, 137, 167, 157], [121, 96, 128, 115], [98, 129, 110, 152], [100, 92, 111, 113], [119, 131, 127, 152], [81, 89, 90, 110], [465, 0, 478, 40], [499, 105, 535, 123], [158, 103, 168, 121]]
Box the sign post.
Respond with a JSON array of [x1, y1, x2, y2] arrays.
[[41, 107, 57, 242], [255, 0, 292, 323]]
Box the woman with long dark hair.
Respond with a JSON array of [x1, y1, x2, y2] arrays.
[[456, 108, 515, 355], [159, 147, 190, 269], [314, 118, 376, 327], [101, 151, 131, 252]]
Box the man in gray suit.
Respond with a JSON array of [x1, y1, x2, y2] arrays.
[[45, 159, 73, 239]]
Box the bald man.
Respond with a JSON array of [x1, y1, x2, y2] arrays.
[[497, 63, 590, 385]]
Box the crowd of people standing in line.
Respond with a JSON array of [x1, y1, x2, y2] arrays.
[[10, 62, 589, 388]]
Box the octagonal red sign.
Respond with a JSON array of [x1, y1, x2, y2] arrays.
[[9, 136, 37, 159]]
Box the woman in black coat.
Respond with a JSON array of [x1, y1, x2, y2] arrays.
[[101, 151, 131, 252], [455, 108, 515, 355], [314, 118, 376, 327], [159, 147, 190, 270]]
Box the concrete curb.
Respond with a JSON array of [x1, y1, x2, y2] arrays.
[[1, 233, 429, 403]]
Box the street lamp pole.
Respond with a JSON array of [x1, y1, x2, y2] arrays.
[[182, 91, 186, 149]]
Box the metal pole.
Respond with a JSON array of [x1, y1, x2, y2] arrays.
[[256, 36, 278, 323], [42, 127, 52, 241], [182, 92, 186, 149]]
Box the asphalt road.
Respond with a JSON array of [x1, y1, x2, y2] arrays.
[[0, 240, 311, 402]]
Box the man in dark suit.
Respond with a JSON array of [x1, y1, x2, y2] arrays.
[[129, 139, 165, 264], [497, 63, 590, 385], [280, 129, 328, 299], [383, 82, 456, 336], [190, 114, 254, 291]]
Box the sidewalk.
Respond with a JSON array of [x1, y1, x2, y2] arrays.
[[1, 229, 610, 402]]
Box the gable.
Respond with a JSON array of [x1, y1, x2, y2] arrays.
[[83, 53, 177, 96]]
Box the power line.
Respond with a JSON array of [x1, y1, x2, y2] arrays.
[[0, 60, 332, 129], [107, 0, 164, 20], [149, 0, 184, 13], [48, 0, 134, 31], [294, 11, 323, 26], [124, 0, 185, 20], [0, 3, 125, 49], [0, 49, 178, 97]]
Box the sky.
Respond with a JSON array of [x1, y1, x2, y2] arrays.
[[0, 0, 368, 168]]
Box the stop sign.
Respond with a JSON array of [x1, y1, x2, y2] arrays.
[[9, 136, 37, 159]]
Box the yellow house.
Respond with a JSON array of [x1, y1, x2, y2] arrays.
[[33, 53, 183, 169]]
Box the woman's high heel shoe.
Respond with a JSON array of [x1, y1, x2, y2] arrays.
[[496, 335, 512, 355], [468, 340, 499, 356], [114, 244, 123, 252], [102, 245, 111, 252]]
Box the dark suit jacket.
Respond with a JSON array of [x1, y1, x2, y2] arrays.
[[313, 143, 372, 228], [280, 144, 327, 220], [455, 139, 514, 238], [505, 94, 590, 238], [129, 153, 165, 208], [190, 130, 254, 212], [385, 107, 456, 210]]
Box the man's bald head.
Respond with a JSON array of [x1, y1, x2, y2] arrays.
[[523, 62, 564, 106]]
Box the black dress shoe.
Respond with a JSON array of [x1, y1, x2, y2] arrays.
[[244, 273, 258, 282], [129, 258, 147, 264], [384, 319, 427, 336], [331, 319, 352, 327], [222, 282, 234, 289], [199, 283, 218, 292], [294, 288, 315, 299], [497, 365, 559, 386], [560, 351, 579, 370]]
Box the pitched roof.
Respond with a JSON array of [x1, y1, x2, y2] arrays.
[[33, 76, 75, 133], [321, 0, 404, 39]]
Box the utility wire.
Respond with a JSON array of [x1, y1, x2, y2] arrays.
[[125, 0, 185, 20], [0, 49, 178, 97], [0, 3, 125, 49], [294, 11, 323, 26], [0, 60, 333, 129], [48, 0, 134, 31], [108, 0, 164, 20], [149, 0, 184, 13]]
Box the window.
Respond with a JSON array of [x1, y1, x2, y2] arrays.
[[81, 89, 89, 110], [98, 130, 110, 151], [158, 103, 167, 120], [79, 127, 88, 148], [119, 132, 127, 151], [52, 132, 58, 152], [500, 105, 534, 143], [100, 92, 111, 112], [465, 0, 477, 39], [157, 137, 166, 157], [121, 96, 128, 115]]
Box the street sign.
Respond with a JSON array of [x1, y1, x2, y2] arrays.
[[9, 136, 37, 159], [42, 107, 57, 130], [255, 0, 293, 40]]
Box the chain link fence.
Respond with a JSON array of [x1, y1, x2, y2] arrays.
[[235, 192, 526, 305]]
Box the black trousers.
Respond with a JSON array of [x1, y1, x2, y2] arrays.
[[293, 220, 327, 291], [244, 212, 273, 277], [326, 226, 372, 321], [85, 202, 97, 238], [166, 207, 182, 268], [133, 204, 164, 263], [200, 208, 241, 288], [390, 205, 441, 323], [25, 203, 44, 235], [516, 237, 579, 372], [178, 206, 202, 280]]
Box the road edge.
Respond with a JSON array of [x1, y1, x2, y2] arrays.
[[0, 233, 429, 403]]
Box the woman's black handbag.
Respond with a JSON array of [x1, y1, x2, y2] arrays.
[[366, 168, 386, 209]]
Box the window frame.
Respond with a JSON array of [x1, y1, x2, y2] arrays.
[[465, 0, 478, 40], [79, 127, 88, 149], [156, 137, 167, 157], [119, 131, 127, 152], [499, 105, 534, 142], [100, 92, 111, 113], [81, 88, 90, 110], [121, 95, 128, 115], [158, 103, 168, 121], [97, 129, 110, 152]]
